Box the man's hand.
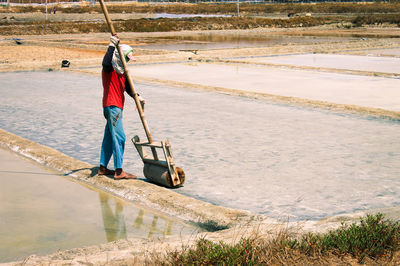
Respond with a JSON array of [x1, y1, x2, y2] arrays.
[[109, 35, 120, 47], [138, 95, 145, 111]]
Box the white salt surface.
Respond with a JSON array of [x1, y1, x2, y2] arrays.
[[238, 53, 400, 74], [129, 62, 400, 112], [356, 48, 400, 57], [1, 71, 399, 221]]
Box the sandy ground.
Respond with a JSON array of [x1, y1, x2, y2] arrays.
[[2, 27, 400, 71], [2, 26, 400, 264]]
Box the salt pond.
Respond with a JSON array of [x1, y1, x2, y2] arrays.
[[129, 62, 400, 112], [348, 47, 400, 57], [0, 71, 399, 221], [0, 148, 196, 263], [236, 53, 400, 74], [138, 34, 356, 51], [155, 13, 233, 19]]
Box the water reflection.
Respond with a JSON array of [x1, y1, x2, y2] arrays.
[[0, 147, 196, 263], [155, 13, 232, 19], [134, 210, 174, 238], [139, 34, 356, 50], [98, 191, 192, 241], [99, 193, 127, 242]]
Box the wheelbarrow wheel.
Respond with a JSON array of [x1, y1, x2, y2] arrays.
[[143, 164, 185, 188]]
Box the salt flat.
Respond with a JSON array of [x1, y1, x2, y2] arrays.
[[1, 71, 399, 221], [235, 53, 400, 74], [346, 47, 400, 57], [128, 62, 400, 112]]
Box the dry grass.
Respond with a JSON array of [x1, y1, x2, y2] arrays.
[[148, 214, 400, 265], [2, 2, 400, 35], [0, 16, 329, 36], [353, 13, 400, 26], [2, 2, 400, 15]]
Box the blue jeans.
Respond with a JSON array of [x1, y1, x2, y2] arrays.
[[100, 106, 125, 169]]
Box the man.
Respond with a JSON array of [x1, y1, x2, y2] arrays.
[[98, 35, 144, 179]]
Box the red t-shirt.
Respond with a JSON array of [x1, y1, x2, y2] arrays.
[[102, 69, 126, 109]]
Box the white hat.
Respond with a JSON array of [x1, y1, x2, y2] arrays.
[[112, 44, 134, 75]]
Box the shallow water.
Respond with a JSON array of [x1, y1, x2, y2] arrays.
[[139, 34, 356, 51], [155, 13, 233, 19], [0, 71, 399, 221], [0, 148, 196, 263]]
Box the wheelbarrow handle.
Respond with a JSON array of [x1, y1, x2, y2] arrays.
[[98, 0, 153, 144]]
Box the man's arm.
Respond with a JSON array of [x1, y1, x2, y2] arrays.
[[102, 36, 119, 73], [102, 46, 115, 73], [125, 80, 146, 110], [125, 80, 134, 98]]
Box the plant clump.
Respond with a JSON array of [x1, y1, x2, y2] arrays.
[[289, 213, 400, 262], [165, 238, 256, 265], [156, 213, 400, 265]]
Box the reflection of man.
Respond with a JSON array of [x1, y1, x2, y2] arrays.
[[133, 210, 144, 229], [133, 210, 173, 238], [99, 193, 127, 242]]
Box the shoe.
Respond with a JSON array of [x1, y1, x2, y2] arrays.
[[98, 165, 115, 176], [114, 170, 137, 180]]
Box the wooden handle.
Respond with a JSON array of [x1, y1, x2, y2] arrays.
[[99, 0, 153, 144]]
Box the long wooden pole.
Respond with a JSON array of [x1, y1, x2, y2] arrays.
[[98, 0, 153, 144]]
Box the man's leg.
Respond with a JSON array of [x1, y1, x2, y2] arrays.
[[99, 107, 115, 175], [107, 106, 125, 169], [107, 106, 136, 179]]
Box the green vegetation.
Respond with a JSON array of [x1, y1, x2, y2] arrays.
[[158, 214, 400, 265], [165, 238, 256, 265], [289, 213, 400, 262]]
